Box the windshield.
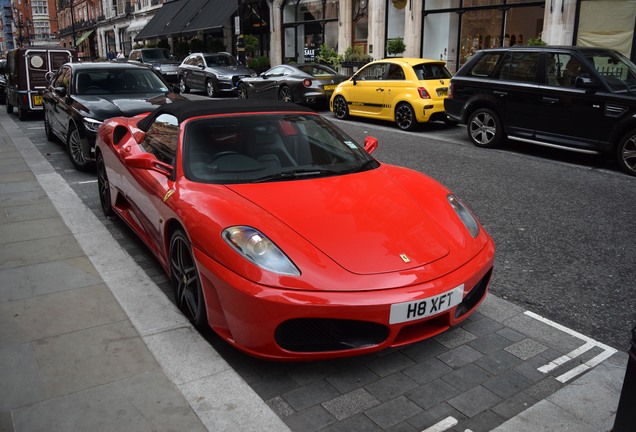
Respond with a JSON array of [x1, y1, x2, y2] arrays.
[[75, 68, 170, 95], [584, 51, 636, 92], [183, 113, 379, 184], [143, 49, 171, 61], [204, 54, 238, 67]]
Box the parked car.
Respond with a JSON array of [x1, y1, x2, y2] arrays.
[[43, 61, 185, 171], [128, 48, 180, 83], [6, 47, 77, 120], [0, 58, 6, 104], [95, 99, 495, 360], [444, 46, 636, 176], [237, 63, 348, 106], [330, 58, 453, 131], [178, 52, 255, 97]]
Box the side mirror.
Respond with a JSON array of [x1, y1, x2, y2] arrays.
[[363, 136, 378, 154], [124, 153, 173, 177]]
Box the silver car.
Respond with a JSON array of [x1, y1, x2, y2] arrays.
[[178, 52, 255, 98]]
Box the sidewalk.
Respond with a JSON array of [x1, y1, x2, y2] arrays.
[[0, 109, 627, 432]]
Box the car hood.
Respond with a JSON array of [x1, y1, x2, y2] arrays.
[[227, 169, 453, 275], [207, 65, 253, 75], [73, 92, 185, 121]]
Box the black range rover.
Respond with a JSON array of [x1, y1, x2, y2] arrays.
[[444, 46, 636, 176]]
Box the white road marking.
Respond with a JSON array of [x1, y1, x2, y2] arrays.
[[525, 311, 617, 383], [422, 416, 458, 432]]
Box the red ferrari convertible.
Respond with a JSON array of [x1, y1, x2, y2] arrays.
[[96, 99, 495, 360]]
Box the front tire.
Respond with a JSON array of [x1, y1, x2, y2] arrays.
[[616, 129, 636, 176], [170, 229, 207, 329], [179, 76, 190, 93], [67, 125, 92, 171], [332, 95, 349, 120], [395, 103, 418, 131], [237, 83, 248, 99], [206, 79, 217, 98], [97, 152, 115, 218], [467, 108, 503, 148], [278, 86, 293, 102]]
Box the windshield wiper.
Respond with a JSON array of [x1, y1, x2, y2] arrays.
[[251, 168, 339, 183]]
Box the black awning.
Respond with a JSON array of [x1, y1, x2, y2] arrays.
[[134, 0, 190, 41], [181, 0, 237, 34], [160, 0, 209, 37]]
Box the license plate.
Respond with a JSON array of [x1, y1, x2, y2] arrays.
[[389, 285, 464, 324], [33, 95, 42, 106], [165, 71, 177, 75], [323, 84, 337, 91], [437, 88, 448, 97]]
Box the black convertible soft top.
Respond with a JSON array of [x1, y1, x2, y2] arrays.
[[137, 99, 316, 132]]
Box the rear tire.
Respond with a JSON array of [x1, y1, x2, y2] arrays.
[[395, 103, 418, 131], [467, 108, 503, 148], [616, 129, 636, 176], [278, 86, 293, 102]]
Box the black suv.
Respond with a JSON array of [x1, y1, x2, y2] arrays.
[[444, 46, 636, 176], [128, 48, 180, 83]]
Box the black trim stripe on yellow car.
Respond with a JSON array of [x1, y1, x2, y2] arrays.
[[349, 102, 391, 108]]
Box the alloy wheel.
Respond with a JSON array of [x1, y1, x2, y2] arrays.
[[97, 154, 115, 217], [170, 230, 205, 327], [278, 86, 293, 102]]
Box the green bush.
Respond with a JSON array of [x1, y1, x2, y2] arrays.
[[387, 37, 406, 56], [527, 37, 547, 46], [316, 44, 343, 68], [243, 34, 259, 55], [247, 55, 270, 69], [343, 46, 372, 63]]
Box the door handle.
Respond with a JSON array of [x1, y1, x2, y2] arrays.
[[542, 97, 559, 104], [376, 88, 384, 92], [493, 91, 507, 97]]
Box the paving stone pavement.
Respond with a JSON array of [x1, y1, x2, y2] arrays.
[[0, 108, 628, 432]]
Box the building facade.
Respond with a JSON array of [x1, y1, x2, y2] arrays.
[[268, 0, 636, 72]]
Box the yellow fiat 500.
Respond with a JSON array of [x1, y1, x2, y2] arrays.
[[330, 58, 453, 131]]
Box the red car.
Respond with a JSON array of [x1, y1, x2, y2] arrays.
[[96, 99, 495, 360]]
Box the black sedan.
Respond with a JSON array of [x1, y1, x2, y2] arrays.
[[43, 62, 185, 171], [237, 63, 348, 106], [178, 52, 255, 98]]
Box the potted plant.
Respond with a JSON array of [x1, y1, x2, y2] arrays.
[[341, 46, 372, 68], [316, 44, 343, 69], [387, 37, 406, 57]]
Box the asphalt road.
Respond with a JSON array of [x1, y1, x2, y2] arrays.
[[13, 102, 636, 352]]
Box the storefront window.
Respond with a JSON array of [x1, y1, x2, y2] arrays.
[[423, 0, 544, 71], [577, 0, 635, 58], [282, 0, 339, 63]]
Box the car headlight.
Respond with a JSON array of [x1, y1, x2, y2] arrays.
[[83, 117, 103, 133], [447, 194, 480, 238], [216, 74, 231, 81], [222, 226, 300, 276]]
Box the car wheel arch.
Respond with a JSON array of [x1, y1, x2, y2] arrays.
[[463, 98, 501, 125]]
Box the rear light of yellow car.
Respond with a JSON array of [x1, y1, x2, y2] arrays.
[[417, 87, 431, 99], [303, 79, 312, 87]]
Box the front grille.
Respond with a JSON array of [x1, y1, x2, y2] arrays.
[[454, 268, 492, 318], [275, 318, 389, 352]]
